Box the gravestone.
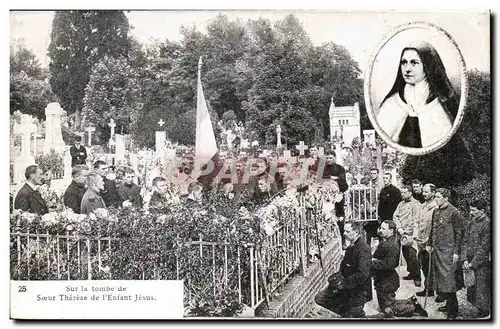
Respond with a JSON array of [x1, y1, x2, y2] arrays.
[[156, 132, 167, 153], [30, 123, 38, 156], [13, 114, 36, 184], [156, 119, 167, 153], [334, 143, 344, 166], [276, 125, 282, 149], [318, 147, 325, 157], [241, 139, 250, 149], [63, 146, 72, 182], [43, 103, 65, 154], [86, 126, 95, 146], [115, 134, 126, 164]]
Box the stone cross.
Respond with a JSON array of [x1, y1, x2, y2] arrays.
[[355, 172, 364, 186], [86, 126, 96, 146], [276, 125, 282, 149], [108, 119, 116, 139], [241, 139, 250, 149], [295, 141, 308, 156], [158, 119, 165, 127]]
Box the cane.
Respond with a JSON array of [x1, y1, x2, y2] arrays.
[[398, 239, 404, 275], [424, 248, 432, 310]]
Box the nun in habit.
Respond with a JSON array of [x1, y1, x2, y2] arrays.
[[376, 41, 460, 148]]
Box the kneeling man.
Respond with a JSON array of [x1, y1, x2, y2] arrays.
[[315, 221, 372, 318]]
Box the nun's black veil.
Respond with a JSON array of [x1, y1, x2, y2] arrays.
[[380, 40, 459, 122]]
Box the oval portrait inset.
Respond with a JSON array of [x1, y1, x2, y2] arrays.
[[364, 22, 467, 155]]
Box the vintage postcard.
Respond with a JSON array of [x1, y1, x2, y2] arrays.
[[9, 10, 491, 320]]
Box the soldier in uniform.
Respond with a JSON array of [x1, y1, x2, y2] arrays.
[[428, 188, 464, 319], [80, 172, 106, 215]]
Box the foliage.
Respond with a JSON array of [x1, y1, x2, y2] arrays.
[[400, 70, 490, 187], [35, 149, 64, 178], [81, 55, 141, 142], [453, 174, 491, 219], [128, 14, 364, 148], [10, 40, 55, 119], [48, 10, 131, 126]]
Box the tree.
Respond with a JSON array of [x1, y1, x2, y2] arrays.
[[81, 55, 141, 143], [48, 10, 130, 127], [10, 40, 55, 119]]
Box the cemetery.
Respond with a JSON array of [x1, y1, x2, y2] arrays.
[[10, 11, 491, 320]]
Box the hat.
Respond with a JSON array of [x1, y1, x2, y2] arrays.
[[401, 235, 414, 247], [327, 271, 344, 289]]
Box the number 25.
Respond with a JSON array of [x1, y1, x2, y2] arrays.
[[18, 286, 26, 292]]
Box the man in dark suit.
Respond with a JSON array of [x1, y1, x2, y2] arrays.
[[372, 220, 400, 311], [117, 167, 143, 208], [70, 136, 87, 167], [93, 160, 122, 208], [315, 221, 372, 318], [378, 172, 402, 221], [14, 165, 49, 215], [63, 165, 89, 213]]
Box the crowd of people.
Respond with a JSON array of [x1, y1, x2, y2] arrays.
[[315, 176, 491, 319], [11, 142, 490, 320]]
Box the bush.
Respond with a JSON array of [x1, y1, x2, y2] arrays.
[[35, 149, 64, 178], [453, 174, 491, 219]]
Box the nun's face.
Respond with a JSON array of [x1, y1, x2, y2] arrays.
[[400, 49, 426, 85]]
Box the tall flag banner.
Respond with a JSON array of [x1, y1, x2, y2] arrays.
[[195, 56, 218, 160], [195, 56, 220, 185]]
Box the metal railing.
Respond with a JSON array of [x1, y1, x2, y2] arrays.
[[345, 182, 379, 222]]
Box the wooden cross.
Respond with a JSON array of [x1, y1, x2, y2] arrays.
[[158, 119, 165, 127], [295, 141, 308, 156]]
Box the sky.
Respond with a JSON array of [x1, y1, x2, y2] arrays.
[[9, 10, 490, 74]]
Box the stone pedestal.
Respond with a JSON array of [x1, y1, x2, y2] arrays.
[[155, 131, 167, 153], [44, 103, 65, 154], [115, 134, 126, 164]]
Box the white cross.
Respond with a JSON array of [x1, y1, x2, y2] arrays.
[[108, 119, 116, 129], [158, 119, 165, 127], [355, 173, 364, 185], [295, 141, 308, 156]]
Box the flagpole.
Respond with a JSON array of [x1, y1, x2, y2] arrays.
[[198, 56, 203, 82]]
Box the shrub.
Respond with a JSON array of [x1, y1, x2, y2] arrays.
[[35, 149, 64, 178]]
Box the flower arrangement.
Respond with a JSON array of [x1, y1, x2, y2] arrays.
[[35, 149, 64, 178]]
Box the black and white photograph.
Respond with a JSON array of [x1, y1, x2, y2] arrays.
[[8, 9, 491, 321], [365, 22, 468, 155]]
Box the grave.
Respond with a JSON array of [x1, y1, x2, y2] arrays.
[[43, 103, 65, 154], [13, 114, 36, 185]]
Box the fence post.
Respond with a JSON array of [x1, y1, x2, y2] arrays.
[[249, 245, 255, 307]]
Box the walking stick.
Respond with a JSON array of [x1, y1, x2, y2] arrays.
[[424, 249, 432, 310], [398, 240, 404, 275]]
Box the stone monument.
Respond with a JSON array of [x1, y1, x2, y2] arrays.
[[13, 114, 36, 184], [43, 103, 65, 154]]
